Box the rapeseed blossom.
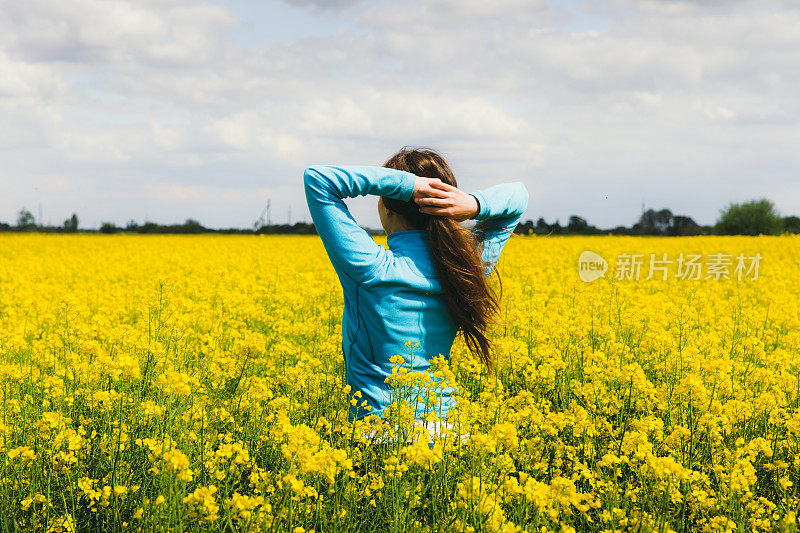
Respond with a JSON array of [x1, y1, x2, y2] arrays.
[[0, 233, 798, 531]]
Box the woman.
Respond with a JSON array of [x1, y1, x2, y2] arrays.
[[303, 147, 529, 443]]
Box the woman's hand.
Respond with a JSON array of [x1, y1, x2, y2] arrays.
[[412, 178, 479, 222]]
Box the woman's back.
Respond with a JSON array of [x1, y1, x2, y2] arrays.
[[303, 162, 529, 423], [347, 229, 459, 422]]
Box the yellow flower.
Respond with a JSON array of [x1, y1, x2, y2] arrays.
[[183, 485, 219, 523], [1, 232, 797, 530]]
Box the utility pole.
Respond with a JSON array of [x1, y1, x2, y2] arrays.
[[39, 203, 43, 227], [267, 199, 271, 226], [288, 205, 291, 225]]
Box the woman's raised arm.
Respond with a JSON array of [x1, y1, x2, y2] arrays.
[[303, 165, 416, 283], [469, 182, 529, 276]]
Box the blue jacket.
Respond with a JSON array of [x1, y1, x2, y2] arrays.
[[303, 165, 529, 422]]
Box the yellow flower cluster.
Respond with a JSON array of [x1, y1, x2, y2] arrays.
[[183, 485, 220, 522], [137, 435, 194, 482], [0, 233, 798, 532]]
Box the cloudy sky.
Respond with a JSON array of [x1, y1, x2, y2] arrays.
[[1, 0, 798, 230]]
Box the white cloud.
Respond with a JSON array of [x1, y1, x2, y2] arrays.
[[1, 0, 236, 65], [611, 0, 800, 16], [281, 0, 364, 10], [0, 0, 798, 228]]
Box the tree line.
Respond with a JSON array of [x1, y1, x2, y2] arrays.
[[2, 198, 798, 236], [2, 210, 318, 235], [515, 199, 799, 236]]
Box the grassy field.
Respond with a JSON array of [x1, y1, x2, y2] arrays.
[[0, 233, 798, 532]]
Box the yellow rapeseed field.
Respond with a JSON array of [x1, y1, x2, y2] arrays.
[[1, 233, 799, 532]]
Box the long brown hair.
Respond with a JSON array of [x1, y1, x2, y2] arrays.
[[382, 147, 500, 375]]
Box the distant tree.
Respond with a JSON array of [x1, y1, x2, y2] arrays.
[[667, 215, 701, 236], [715, 199, 782, 236], [609, 225, 634, 235], [655, 209, 673, 233], [125, 220, 139, 232], [782, 216, 800, 234], [99, 222, 119, 234], [635, 209, 654, 234], [514, 219, 534, 235], [182, 219, 204, 233], [138, 222, 160, 234], [636, 208, 674, 235], [17, 208, 36, 231], [63, 214, 79, 232], [566, 215, 603, 234], [535, 217, 549, 234], [256, 222, 317, 235], [567, 215, 588, 234]]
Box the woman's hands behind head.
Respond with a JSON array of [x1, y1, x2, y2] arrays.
[[412, 178, 479, 222]]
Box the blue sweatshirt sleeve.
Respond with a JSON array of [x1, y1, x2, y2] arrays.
[[467, 182, 529, 276], [304, 165, 417, 283]]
